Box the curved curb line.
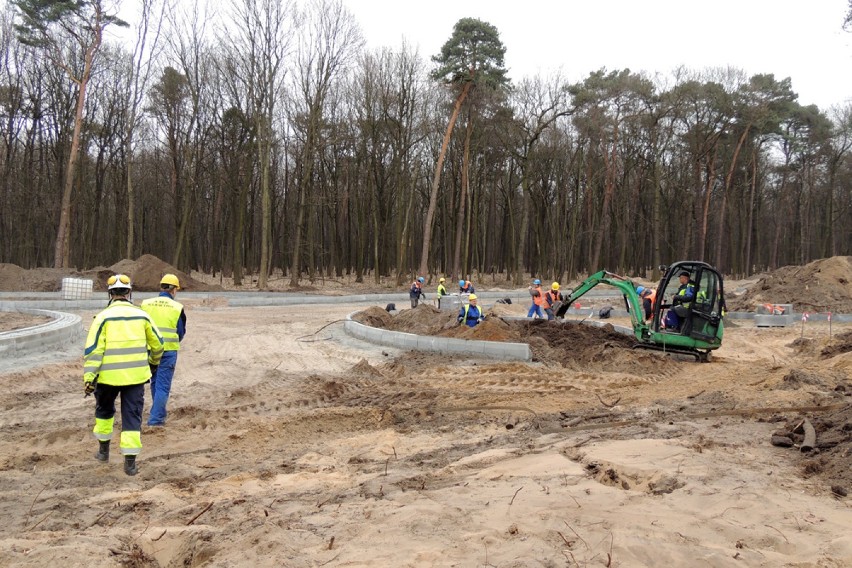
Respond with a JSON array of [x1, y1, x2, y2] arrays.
[[343, 312, 531, 362], [0, 308, 83, 358]]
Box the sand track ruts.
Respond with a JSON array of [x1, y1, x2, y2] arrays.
[[0, 304, 851, 567]]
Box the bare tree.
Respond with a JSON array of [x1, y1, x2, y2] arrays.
[[504, 73, 572, 283], [289, 0, 361, 287], [123, 0, 168, 259], [223, 0, 293, 288], [11, 0, 126, 268]]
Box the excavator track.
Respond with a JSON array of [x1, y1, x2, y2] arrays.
[[632, 342, 711, 362]]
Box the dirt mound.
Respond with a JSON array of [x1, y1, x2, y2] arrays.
[[728, 256, 852, 313], [94, 254, 218, 292], [350, 306, 645, 365], [776, 406, 852, 494], [821, 331, 852, 359], [0, 255, 220, 292], [441, 316, 517, 341], [350, 306, 393, 328], [509, 319, 640, 365], [0, 263, 86, 292], [390, 304, 457, 334]]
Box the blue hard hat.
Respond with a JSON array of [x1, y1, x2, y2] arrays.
[[636, 286, 645, 295], [418, 277, 424, 283], [459, 280, 465, 286], [533, 279, 541, 285]]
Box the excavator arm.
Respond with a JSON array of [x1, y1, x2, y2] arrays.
[[555, 270, 649, 340]]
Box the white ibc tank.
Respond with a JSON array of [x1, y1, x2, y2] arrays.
[[61, 277, 93, 300]]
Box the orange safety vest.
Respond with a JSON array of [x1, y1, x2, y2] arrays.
[[544, 290, 562, 308], [647, 289, 656, 309], [533, 285, 545, 306]]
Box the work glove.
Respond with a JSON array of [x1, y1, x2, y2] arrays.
[[84, 380, 95, 397], [149, 364, 159, 377]]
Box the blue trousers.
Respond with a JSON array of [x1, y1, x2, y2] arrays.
[[527, 303, 543, 318], [148, 350, 177, 426], [664, 310, 681, 330]]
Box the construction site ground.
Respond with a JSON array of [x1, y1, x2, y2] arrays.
[[1, 297, 851, 567]]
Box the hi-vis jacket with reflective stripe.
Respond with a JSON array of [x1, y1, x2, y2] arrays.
[[141, 293, 185, 351], [84, 300, 164, 386]]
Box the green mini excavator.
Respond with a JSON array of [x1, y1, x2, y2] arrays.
[[555, 261, 726, 362]]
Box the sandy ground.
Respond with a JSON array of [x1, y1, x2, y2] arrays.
[[1, 302, 851, 567], [0, 312, 51, 332]]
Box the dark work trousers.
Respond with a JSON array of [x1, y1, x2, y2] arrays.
[[95, 382, 145, 434]]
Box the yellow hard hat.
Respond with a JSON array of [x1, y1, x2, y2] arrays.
[[468, 294, 477, 300], [160, 273, 181, 289], [439, 277, 445, 282], [551, 282, 560, 290]]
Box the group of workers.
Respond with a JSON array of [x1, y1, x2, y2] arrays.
[[411, 275, 570, 327], [409, 268, 699, 331], [83, 273, 186, 476], [410, 276, 481, 325], [526, 279, 566, 320]]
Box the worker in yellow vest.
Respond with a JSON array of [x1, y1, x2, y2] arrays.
[[141, 274, 187, 427], [84, 274, 163, 475]]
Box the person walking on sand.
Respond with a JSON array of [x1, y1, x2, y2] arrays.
[[141, 274, 186, 427], [84, 274, 163, 476], [409, 276, 425, 308]]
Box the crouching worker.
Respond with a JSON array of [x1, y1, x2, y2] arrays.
[[458, 294, 485, 327], [84, 274, 163, 476]]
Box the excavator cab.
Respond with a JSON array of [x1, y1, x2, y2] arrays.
[[647, 261, 725, 358]]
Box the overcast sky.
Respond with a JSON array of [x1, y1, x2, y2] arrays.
[[340, 0, 851, 111]]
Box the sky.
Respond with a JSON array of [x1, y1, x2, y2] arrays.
[[339, 0, 852, 111]]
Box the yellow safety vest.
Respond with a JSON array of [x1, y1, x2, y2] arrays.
[[141, 296, 184, 351], [83, 300, 163, 386], [437, 284, 447, 297]]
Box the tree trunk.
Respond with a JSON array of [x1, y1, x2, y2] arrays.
[[744, 146, 758, 275], [714, 125, 750, 269], [514, 175, 531, 284], [452, 112, 473, 277], [591, 129, 618, 272], [54, 59, 95, 269], [258, 118, 272, 288], [697, 147, 718, 260], [126, 140, 135, 260], [418, 81, 472, 277]]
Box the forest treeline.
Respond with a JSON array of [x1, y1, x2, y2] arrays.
[[1, 0, 850, 287]]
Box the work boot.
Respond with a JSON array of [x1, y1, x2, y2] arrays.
[[124, 455, 138, 476], [95, 441, 110, 462]]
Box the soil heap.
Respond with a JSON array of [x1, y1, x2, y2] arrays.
[[728, 256, 852, 313], [352, 305, 640, 365], [0, 254, 218, 292], [100, 254, 217, 292]]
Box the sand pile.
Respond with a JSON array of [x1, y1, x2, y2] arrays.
[[0, 263, 82, 292], [96, 254, 218, 292], [728, 256, 852, 313], [351, 305, 645, 365], [0, 254, 219, 292]]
